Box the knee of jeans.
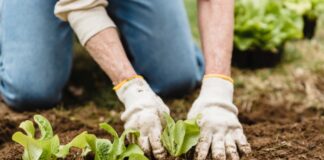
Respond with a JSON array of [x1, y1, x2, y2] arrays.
[[153, 69, 201, 97], [1, 81, 62, 110]]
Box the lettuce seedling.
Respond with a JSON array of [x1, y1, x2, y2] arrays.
[[161, 113, 200, 157], [55, 131, 94, 158], [12, 115, 148, 160], [12, 115, 63, 160], [69, 123, 148, 160], [93, 123, 148, 160]]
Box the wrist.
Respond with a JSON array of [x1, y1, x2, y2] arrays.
[[205, 66, 231, 77], [112, 71, 138, 87], [204, 51, 232, 77]]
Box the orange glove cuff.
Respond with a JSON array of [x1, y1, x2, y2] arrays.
[[113, 75, 144, 91], [204, 74, 234, 83]]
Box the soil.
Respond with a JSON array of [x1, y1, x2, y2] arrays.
[[0, 101, 323, 160]]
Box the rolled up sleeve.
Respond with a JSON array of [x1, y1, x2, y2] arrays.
[[55, 0, 116, 46]]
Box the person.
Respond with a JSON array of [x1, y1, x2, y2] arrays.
[[0, 0, 251, 159]]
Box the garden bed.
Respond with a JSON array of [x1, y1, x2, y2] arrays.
[[0, 101, 323, 159]]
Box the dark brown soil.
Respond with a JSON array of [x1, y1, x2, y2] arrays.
[[1, 49, 323, 159], [240, 105, 324, 160], [0, 101, 323, 160]]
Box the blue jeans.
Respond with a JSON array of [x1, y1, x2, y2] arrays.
[[0, 0, 204, 110]]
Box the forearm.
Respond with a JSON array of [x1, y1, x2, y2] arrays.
[[198, 0, 234, 76], [85, 28, 137, 85]]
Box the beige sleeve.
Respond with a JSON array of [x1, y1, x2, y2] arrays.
[[55, 0, 116, 46]]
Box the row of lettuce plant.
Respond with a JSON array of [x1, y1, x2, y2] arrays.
[[234, 0, 324, 53], [283, 0, 324, 21], [12, 114, 200, 160]]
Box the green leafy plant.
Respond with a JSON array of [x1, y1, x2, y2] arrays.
[[234, 0, 304, 52], [311, 0, 324, 19], [284, 0, 324, 20], [12, 115, 148, 160], [283, 0, 312, 15], [12, 115, 66, 160], [69, 123, 148, 160], [161, 113, 200, 157]]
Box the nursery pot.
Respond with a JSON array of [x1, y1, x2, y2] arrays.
[[232, 46, 283, 69], [303, 15, 317, 39]]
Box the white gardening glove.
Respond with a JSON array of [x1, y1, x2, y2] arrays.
[[115, 76, 170, 159], [188, 76, 251, 160]]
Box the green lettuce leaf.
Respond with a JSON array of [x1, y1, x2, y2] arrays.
[[161, 113, 200, 157], [19, 120, 35, 138], [12, 115, 61, 160], [283, 0, 312, 15], [33, 115, 53, 140], [283, 0, 324, 20]]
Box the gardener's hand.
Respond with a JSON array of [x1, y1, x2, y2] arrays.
[[188, 76, 251, 160], [115, 76, 170, 159]]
